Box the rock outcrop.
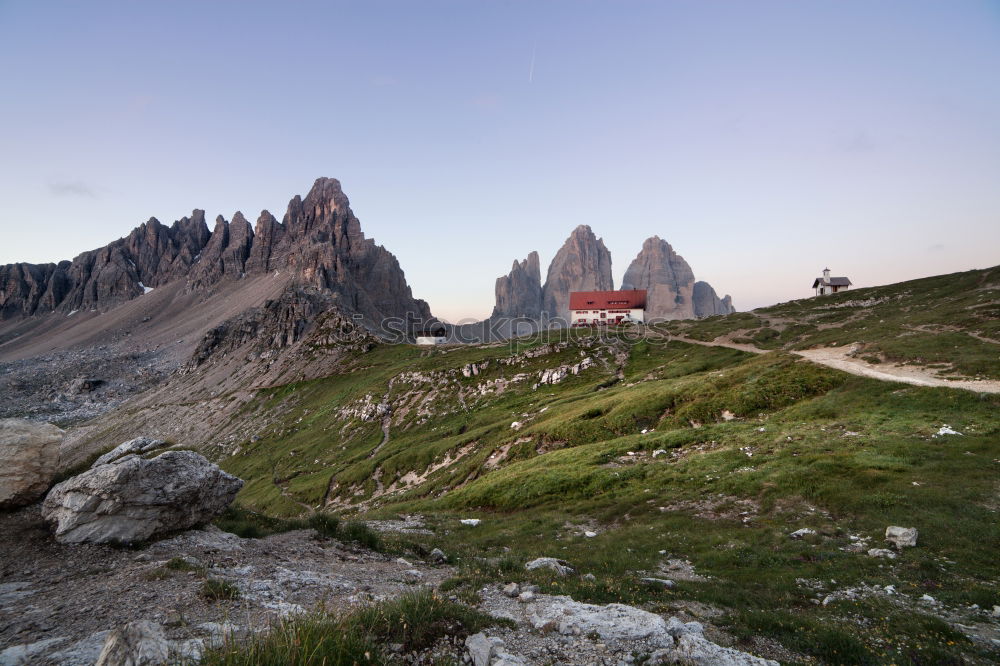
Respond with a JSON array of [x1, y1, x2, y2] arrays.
[[622, 237, 735, 320], [186, 285, 377, 369], [514, 594, 778, 665], [692, 280, 736, 318], [541, 226, 613, 321], [885, 525, 918, 549], [92, 436, 165, 467], [0, 178, 430, 330], [95, 621, 170, 666], [493, 252, 543, 319], [188, 212, 255, 289], [0, 419, 64, 508], [41, 450, 242, 544]]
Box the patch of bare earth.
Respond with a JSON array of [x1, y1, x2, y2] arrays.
[[0, 505, 450, 665]]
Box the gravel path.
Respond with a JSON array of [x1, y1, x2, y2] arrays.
[[669, 334, 1000, 394], [793, 347, 1000, 394]]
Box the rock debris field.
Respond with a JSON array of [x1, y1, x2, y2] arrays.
[[0, 507, 449, 665]]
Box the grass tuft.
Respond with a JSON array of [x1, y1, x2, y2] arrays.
[[200, 589, 506, 665]]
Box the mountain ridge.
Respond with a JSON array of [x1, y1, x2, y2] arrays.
[[0, 178, 431, 327]]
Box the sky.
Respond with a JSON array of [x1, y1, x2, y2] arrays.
[[1, 1, 999, 322]]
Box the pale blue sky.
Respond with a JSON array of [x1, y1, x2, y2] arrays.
[[1, 1, 999, 321]]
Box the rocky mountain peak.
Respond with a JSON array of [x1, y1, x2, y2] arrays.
[[542, 226, 613, 321], [0, 179, 431, 329], [493, 251, 543, 319], [692, 281, 736, 318], [622, 236, 734, 320]]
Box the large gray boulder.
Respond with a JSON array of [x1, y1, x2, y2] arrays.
[[41, 450, 243, 544], [0, 419, 64, 509]]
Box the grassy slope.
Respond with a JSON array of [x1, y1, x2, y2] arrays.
[[212, 267, 1000, 664], [659, 265, 1000, 379]]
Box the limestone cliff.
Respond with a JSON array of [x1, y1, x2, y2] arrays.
[[692, 281, 736, 317], [621, 237, 734, 320], [621, 237, 697, 320], [493, 252, 543, 319], [541, 226, 613, 321]]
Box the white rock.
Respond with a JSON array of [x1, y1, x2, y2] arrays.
[[641, 578, 676, 589], [518, 590, 535, 603], [95, 621, 169, 666], [502, 582, 520, 598], [510, 421, 522, 430], [992, 605, 1000, 618], [93, 437, 165, 467], [429, 548, 447, 563], [527, 596, 671, 644], [789, 528, 816, 539], [920, 594, 936, 604], [460, 518, 481, 526], [885, 526, 918, 549], [41, 451, 243, 544], [651, 633, 779, 665], [584, 531, 597, 538], [46, 630, 111, 666], [525, 557, 574, 576], [465, 633, 495, 666], [932, 425, 963, 437], [867, 548, 897, 559], [492, 652, 526, 666], [0, 637, 68, 665], [0, 419, 64, 509], [652, 449, 667, 457]]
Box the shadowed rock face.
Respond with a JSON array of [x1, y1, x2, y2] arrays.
[[493, 252, 543, 319], [0, 178, 430, 327], [542, 225, 614, 321], [0, 213, 213, 318], [188, 212, 255, 289]]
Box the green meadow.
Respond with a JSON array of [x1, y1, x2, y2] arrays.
[[211, 267, 1000, 664]]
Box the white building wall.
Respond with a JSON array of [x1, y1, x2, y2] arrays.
[[416, 336, 447, 345], [570, 309, 644, 325]]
